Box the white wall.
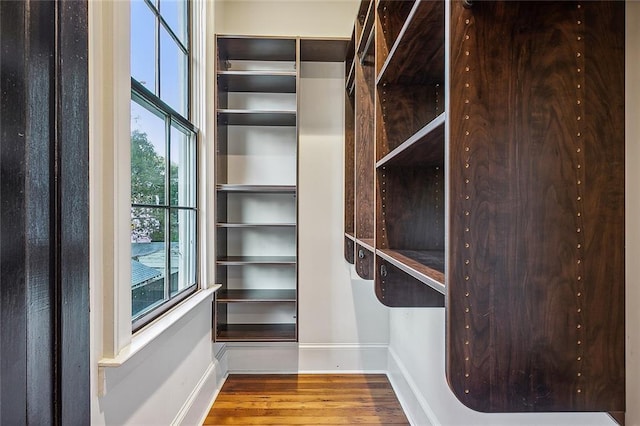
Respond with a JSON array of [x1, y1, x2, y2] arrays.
[[215, 0, 357, 38], [90, 1, 222, 424], [298, 61, 390, 370], [626, 3, 640, 426]]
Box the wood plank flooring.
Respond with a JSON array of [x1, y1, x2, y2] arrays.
[[203, 374, 410, 425]]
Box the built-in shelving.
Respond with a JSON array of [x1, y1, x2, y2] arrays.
[[345, 0, 625, 415], [215, 35, 299, 343], [217, 110, 296, 127]]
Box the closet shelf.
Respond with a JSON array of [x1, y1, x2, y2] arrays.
[[345, 61, 355, 94], [217, 109, 296, 126], [356, 238, 375, 253], [216, 256, 297, 265], [217, 289, 297, 302], [217, 71, 296, 93], [376, 0, 444, 86], [376, 249, 445, 294], [216, 223, 296, 228], [216, 184, 296, 193], [356, 0, 375, 57], [217, 36, 296, 62], [345, 232, 356, 242], [216, 324, 296, 342], [376, 113, 445, 168]]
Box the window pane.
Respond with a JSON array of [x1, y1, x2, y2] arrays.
[[170, 208, 196, 297], [170, 125, 195, 207], [160, 0, 188, 46], [131, 207, 167, 319], [131, 0, 157, 92], [160, 26, 188, 116], [131, 100, 166, 205]]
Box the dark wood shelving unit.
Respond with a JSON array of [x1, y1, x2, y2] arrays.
[[215, 35, 299, 343], [217, 70, 297, 93], [217, 289, 297, 302], [217, 109, 296, 127], [351, 0, 376, 280], [216, 324, 297, 342], [216, 256, 297, 266], [344, 30, 356, 266], [345, 0, 625, 416], [216, 184, 296, 193]]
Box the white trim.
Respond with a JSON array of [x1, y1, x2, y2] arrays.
[[171, 359, 227, 426], [298, 344, 388, 373], [387, 346, 437, 426], [99, 287, 218, 369]]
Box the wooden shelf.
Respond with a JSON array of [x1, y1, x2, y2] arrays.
[[300, 38, 349, 62], [377, 249, 444, 294], [216, 184, 296, 193], [216, 256, 297, 265], [217, 289, 296, 302], [217, 71, 296, 93], [356, 0, 375, 58], [216, 323, 296, 342], [346, 61, 355, 95], [356, 238, 374, 253], [217, 36, 296, 62], [217, 109, 296, 126], [376, 0, 444, 85], [376, 113, 444, 168], [217, 223, 296, 228], [345, 232, 356, 242]]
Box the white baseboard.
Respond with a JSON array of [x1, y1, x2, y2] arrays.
[[298, 344, 388, 373], [222, 342, 388, 374], [172, 357, 227, 426], [387, 347, 437, 426]]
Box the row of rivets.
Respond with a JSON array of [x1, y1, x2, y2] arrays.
[[462, 14, 473, 396], [574, 2, 586, 396]]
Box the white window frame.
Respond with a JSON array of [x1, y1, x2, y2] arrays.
[[90, 0, 215, 364]]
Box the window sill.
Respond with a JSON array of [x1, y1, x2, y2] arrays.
[[98, 285, 220, 368]]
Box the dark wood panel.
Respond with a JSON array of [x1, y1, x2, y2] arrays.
[[204, 374, 409, 425], [344, 237, 355, 265], [217, 289, 296, 302], [375, 257, 444, 307], [216, 256, 297, 265], [376, 84, 441, 160], [376, 166, 444, 251], [447, 0, 624, 413], [354, 30, 375, 241], [377, 0, 416, 74], [300, 38, 349, 62], [1, 1, 89, 422], [345, 91, 355, 235], [377, 113, 444, 168], [217, 37, 296, 62], [217, 110, 296, 127], [355, 243, 374, 280], [217, 71, 296, 93], [216, 323, 297, 342], [377, 0, 444, 85]]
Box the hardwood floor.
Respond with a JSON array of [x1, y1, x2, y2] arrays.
[[203, 374, 410, 425]]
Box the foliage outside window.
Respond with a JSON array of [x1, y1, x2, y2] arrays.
[[130, 0, 196, 329]]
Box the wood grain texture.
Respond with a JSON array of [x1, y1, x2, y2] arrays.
[[204, 374, 409, 425], [377, 0, 444, 86], [345, 92, 355, 236], [375, 257, 444, 307], [376, 166, 444, 252], [376, 0, 416, 74], [376, 84, 441, 160], [355, 243, 374, 280], [355, 22, 375, 248], [344, 237, 355, 264], [446, 0, 624, 413]]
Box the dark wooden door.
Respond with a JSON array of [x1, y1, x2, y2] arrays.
[[0, 0, 89, 424]]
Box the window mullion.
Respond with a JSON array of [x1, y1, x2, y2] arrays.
[[164, 116, 171, 301]]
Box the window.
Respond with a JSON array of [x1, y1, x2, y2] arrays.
[[130, 0, 197, 329]]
